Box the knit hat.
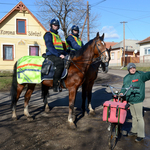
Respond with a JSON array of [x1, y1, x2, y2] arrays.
[[127, 63, 136, 71]]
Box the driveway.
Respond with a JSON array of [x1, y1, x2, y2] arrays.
[[0, 70, 150, 150]]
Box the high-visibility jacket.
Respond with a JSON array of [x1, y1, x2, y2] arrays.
[[44, 31, 64, 51], [49, 31, 64, 50], [66, 34, 82, 51]]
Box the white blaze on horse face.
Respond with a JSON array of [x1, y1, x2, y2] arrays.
[[101, 41, 105, 46], [105, 51, 109, 62]]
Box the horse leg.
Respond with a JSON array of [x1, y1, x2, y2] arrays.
[[81, 83, 87, 115], [68, 89, 77, 128], [24, 84, 35, 120], [12, 84, 25, 120], [87, 83, 95, 116], [42, 84, 50, 112]]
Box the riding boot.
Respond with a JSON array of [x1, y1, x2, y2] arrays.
[[53, 80, 59, 92], [58, 80, 62, 92]]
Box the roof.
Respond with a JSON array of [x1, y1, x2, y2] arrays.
[[111, 39, 140, 52], [137, 36, 150, 44], [0, 1, 46, 32], [105, 42, 118, 49]]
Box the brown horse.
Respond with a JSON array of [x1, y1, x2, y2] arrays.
[[11, 32, 108, 127], [81, 47, 111, 116]]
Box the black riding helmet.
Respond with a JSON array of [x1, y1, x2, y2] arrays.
[[71, 25, 79, 33], [50, 19, 60, 30]]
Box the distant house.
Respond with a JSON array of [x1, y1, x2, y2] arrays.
[[137, 36, 150, 63], [109, 39, 140, 66], [0, 1, 47, 70], [105, 42, 118, 49]]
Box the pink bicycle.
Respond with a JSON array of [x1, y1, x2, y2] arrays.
[[102, 84, 139, 150]]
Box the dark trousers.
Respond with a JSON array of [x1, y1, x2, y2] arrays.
[[48, 55, 64, 87]]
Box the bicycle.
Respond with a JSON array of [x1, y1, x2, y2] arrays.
[[102, 84, 139, 150]]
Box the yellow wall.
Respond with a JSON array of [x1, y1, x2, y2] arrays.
[[0, 10, 46, 70]]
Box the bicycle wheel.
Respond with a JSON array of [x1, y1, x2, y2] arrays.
[[108, 123, 118, 150]]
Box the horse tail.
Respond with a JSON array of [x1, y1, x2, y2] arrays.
[[10, 61, 18, 108]]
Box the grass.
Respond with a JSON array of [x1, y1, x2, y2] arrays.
[[0, 71, 41, 91], [122, 66, 150, 72], [0, 71, 13, 91], [0, 66, 150, 91]]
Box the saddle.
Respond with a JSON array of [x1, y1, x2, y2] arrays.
[[41, 54, 70, 81]]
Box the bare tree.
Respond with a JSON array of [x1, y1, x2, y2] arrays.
[[35, 0, 87, 39]]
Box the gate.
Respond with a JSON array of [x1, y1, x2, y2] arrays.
[[121, 57, 139, 66]]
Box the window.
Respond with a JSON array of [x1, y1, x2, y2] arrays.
[[29, 46, 39, 56], [111, 52, 114, 60], [3, 45, 14, 60], [16, 19, 26, 34], [145, 47, 150, 55]]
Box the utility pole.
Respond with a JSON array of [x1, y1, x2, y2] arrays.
[[87, 1, 90, 41], [80, 14, 87, 39], [120, 21, 127, 67]]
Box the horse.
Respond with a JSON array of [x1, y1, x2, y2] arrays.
[[11, 32, 108, 128], [81, 47, 111, 116]]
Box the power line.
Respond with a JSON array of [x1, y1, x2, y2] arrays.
[[90, 0, 106, 7], [95, 5, 150, 13], [126, 24, 138, 40], [94, 7, 150, 25], [76, 10, 87, 25], [0, 2, 35, 6]]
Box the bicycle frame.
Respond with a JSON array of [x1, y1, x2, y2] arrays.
[[102, 84, 139, 150]]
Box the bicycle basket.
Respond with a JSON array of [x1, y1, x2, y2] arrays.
[[103, 101, 127, 124]]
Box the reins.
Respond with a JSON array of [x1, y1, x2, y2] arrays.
[[65, 38, 107, 74]]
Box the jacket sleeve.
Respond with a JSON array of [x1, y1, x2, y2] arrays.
[[120, 74, 129, 94], [44, 32, 60, 57], [66, 35, 82, 51], [82, 41, 84, 47], [141, 71, 150, 82], [120, 78, 126, 94]]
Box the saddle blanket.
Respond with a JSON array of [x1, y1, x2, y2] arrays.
[[17, 55, 68, 84], [17, 56, 44, 84]]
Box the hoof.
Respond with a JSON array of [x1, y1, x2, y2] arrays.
[[12, 117, 18, 121], [89, 111, 96, 117], [81, 110, 85, 116], [68, 122, 77, 130], [27, 116, 33, 121], [45, 108, 50, 113]]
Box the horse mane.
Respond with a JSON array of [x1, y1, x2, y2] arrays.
[[71, 39, 94, 58]]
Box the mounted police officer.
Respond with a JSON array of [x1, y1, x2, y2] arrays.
[[66, 25, 84, 56], [43, 18, 66, 92]]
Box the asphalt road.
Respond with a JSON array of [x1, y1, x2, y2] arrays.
[[0, 69, 150, 150]]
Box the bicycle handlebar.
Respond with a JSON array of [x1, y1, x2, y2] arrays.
[[102, 84, 139, 97]]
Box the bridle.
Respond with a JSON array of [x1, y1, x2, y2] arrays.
[[94, 38, 107, 62], [68, 38, 108, 74]]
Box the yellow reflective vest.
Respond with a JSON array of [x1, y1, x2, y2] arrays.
[[44, 31, 64, 51], [66, 34, 82, 51]]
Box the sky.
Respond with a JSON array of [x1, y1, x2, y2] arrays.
[[0, 0, 150, 43]]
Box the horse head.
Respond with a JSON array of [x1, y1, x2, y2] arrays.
[[93, 32, 108, 63], [101, 46, 111, 73]]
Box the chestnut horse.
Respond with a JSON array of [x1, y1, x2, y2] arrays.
[[11, 32, 108, 127], [81, 47, 111, 115]]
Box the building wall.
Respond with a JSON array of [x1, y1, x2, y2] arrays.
[[109, 49, 122, 66], [139, 43, 150, 63], [0, 10, 46, 70]]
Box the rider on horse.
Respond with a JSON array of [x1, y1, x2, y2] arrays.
[[66, 25, 84, 56], [43, 18, 67, 92]]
